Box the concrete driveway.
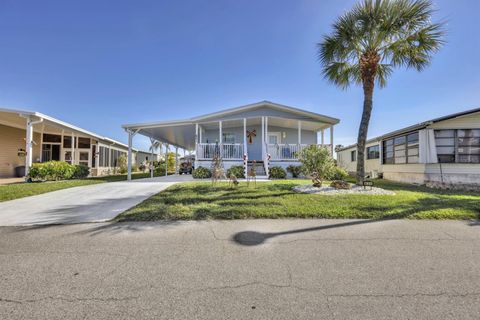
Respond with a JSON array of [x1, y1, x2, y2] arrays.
[[0, 219, 478, 319], [0, 175, 192, 226]]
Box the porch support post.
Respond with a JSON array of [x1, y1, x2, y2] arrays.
[[195, 123, 199, 168], [25, 119, 33, 178], [261, 117, 265, 160], [243, 118, 247, 178], [219, 121, 223, 157], [330, 125, 334, 155], [127, 129, 137, 181], [321, 129, 325, 145], [265, 116, 268, 145], [298, 120, 301, 145], [71, 132, 75, 165]]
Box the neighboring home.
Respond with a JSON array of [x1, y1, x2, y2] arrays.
[[0, 107, 139, 178], [136, 150, 160, 166], [122, 101, 339, 178], [337, 108, 480, 187]]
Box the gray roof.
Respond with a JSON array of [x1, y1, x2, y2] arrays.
[[336, 107, 480, 152]]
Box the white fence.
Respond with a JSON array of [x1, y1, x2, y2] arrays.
[[267, 144, 332, 160], [196, 143, 243, 160]]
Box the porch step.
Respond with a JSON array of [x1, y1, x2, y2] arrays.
[[247, 161, 266, 176]]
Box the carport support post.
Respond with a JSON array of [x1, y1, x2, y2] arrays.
[[175, 147, 179, 174], [321, 129, 325, 146], [165, 144, 169, 176], [127, 129, 137, 181], [150, 137, 156, 178]]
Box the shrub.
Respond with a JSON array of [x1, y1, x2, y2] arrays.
[[73, 165, 90, 179], [28, 161, 76, 181], [192, 166, 212, 179], [330, 180, 351, 189], [329, 166, 349, 181], [118, 155, 127, 174], [286, 165, 303, 178], [269, 166, 287, 179], [298, 145, 335, 187], [155, 166, 166, 176], [226, 165, 245, 179]]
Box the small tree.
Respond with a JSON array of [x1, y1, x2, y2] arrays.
[[299, 145, 335, 187], [166, 152, 176, 174]]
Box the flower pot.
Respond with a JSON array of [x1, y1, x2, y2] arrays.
[[15, 166, 25, 177]]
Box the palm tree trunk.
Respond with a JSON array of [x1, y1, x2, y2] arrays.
[[356, 79, 374, 184]]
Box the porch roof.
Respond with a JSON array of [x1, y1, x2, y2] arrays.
[[122, 101, 340, 150], [0, 107, 133, 150]]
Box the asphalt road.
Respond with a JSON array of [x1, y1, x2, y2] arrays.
[[0, 219, 479, 319]]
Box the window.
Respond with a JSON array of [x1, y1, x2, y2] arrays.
[[222, 133, 235, 144], [435, 130, 455, 163], [99, 146, 110, 167], [435, 129, 480, 163], [63, 136, 73, 148], [382, 131, 419, 164], [43, 134, 61, 143], [351, 150, 356, 162], [78, 137, 91, 149], [367, 145, 380, 159]]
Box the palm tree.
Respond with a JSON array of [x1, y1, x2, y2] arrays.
[[318, 0, 445, 184]]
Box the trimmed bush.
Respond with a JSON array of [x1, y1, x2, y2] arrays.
[[192, 166, 212, 179], [226, 165, 245, 179], [73, 165, 90, 179], [329, 166, 349, 181], [269, 166, 287, 179], [286, 165, 303, 178], [28, 161, 76, 181]]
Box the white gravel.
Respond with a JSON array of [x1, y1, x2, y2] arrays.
[[293, 184, 396, 195]]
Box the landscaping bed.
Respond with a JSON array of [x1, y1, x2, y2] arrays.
[[115, 179, 480, 221]]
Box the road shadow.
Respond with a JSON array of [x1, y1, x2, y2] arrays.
[[232, 219, 381, 246]]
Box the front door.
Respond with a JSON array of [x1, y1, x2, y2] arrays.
[[76, 150, 91, 167], [268, 132, 282, 145]]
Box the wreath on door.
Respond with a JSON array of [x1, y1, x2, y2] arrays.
[[246, 129, 256, 144]]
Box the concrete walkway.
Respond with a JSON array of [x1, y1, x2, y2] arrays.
[[0, 175, 193, 226]]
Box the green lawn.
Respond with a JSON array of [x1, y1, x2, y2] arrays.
[[0, 179, 104, 202], [116, 179, 480, 221], [0, 172, 163, 202]]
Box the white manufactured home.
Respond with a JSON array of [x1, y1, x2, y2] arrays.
[[0, 107, 143, 178], [122, 101, 339, 179], [337, 108, 480, 188]]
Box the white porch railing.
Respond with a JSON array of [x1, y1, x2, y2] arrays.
[[196, 143, 243, 160], [267, 144, 332, 160]]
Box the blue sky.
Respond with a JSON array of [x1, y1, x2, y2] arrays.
[[0, 0, 478, 151]]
